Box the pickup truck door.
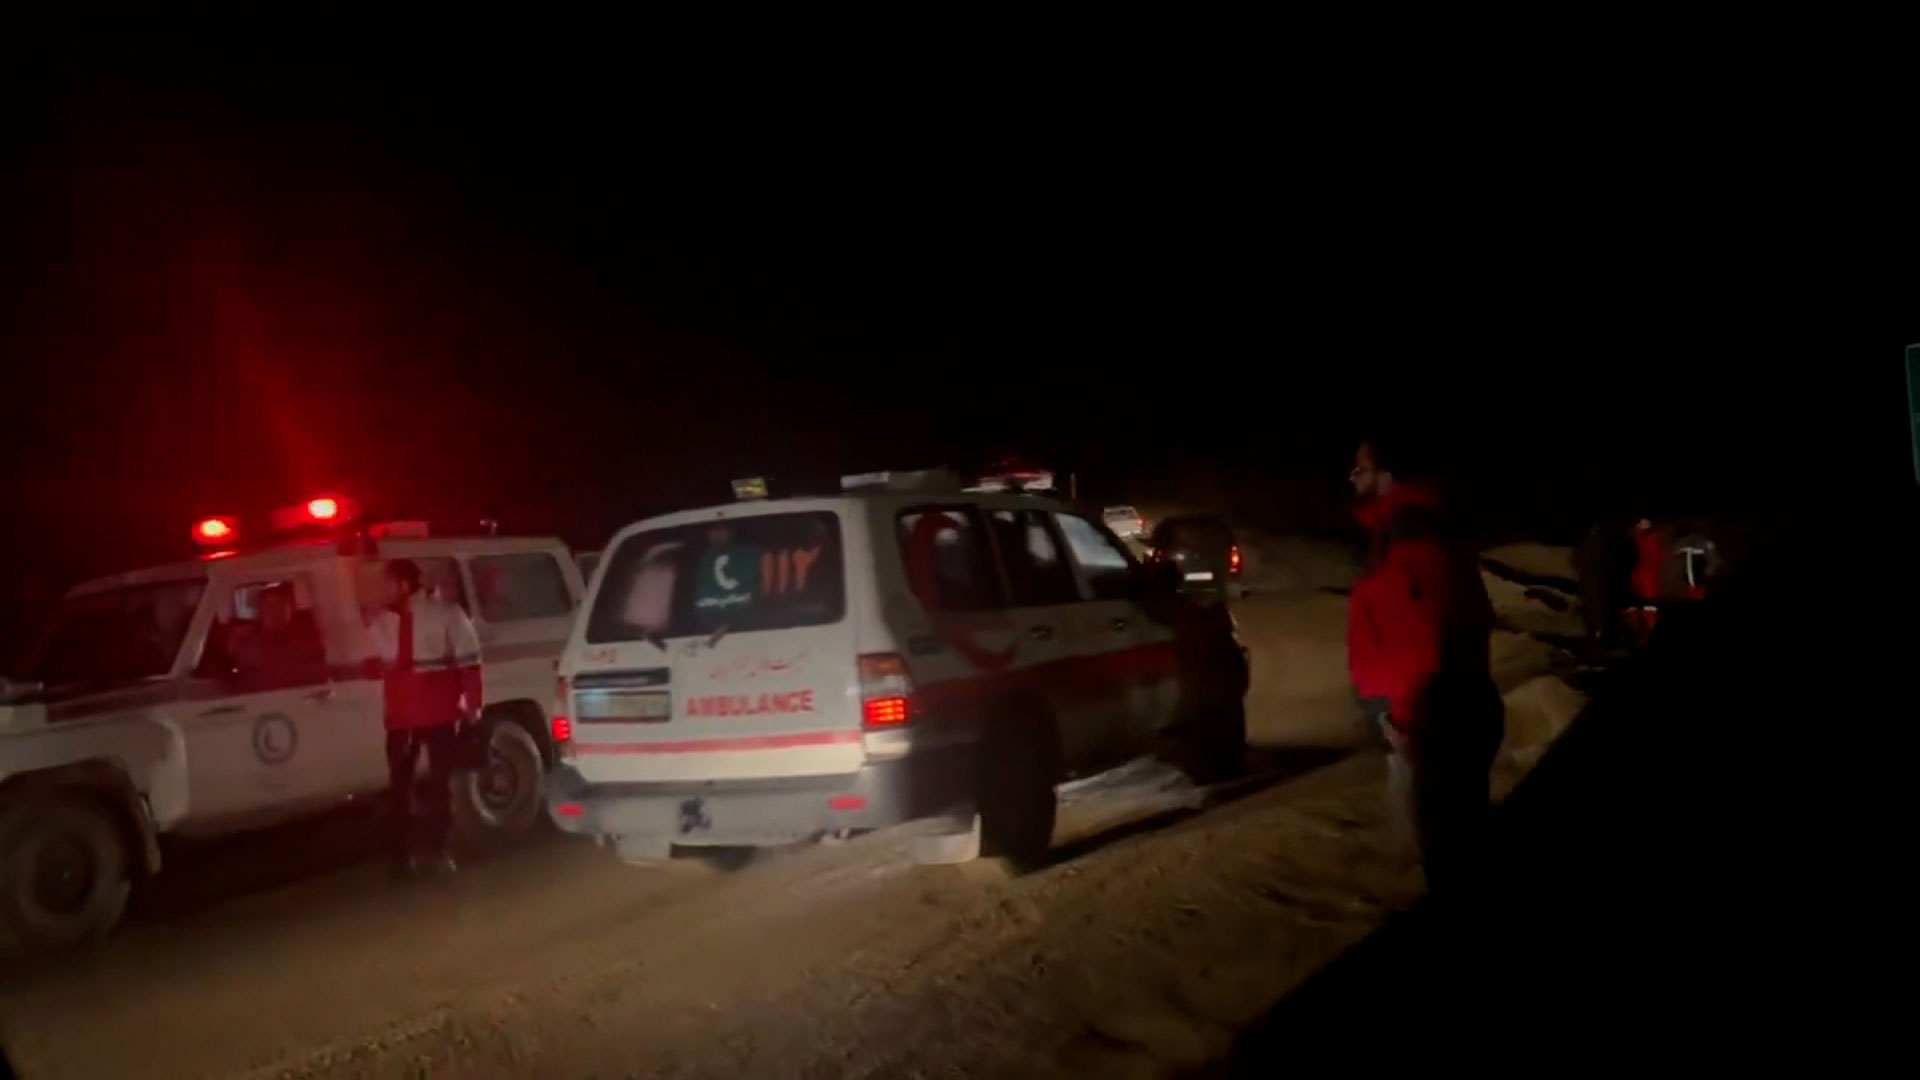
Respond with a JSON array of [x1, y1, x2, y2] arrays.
[[175, 572, 353, 822]]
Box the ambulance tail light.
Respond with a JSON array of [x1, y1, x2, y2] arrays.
[[552, 676, 574, 755], [864, 696, 910, 728], [858, 653, 915, 729]]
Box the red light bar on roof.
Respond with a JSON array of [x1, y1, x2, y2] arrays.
[[193, 516, 239, 546], [270, 494, 359, 532]]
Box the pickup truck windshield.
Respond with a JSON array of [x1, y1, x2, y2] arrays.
[[18, 579, 208, 690]]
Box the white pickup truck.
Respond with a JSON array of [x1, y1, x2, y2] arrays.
[[0, 499, 583, 950]]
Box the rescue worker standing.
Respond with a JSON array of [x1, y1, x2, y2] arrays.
[[1626, 518, 1666, 645], [1346, 437, 1502, 889], [370, 558, 482, 876], [1572, 520, 1632, 651]]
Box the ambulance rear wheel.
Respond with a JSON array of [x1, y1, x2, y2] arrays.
[[976, 712, 1058, 871], [0, 796, 132, 951], [452, 721, 545, 852]]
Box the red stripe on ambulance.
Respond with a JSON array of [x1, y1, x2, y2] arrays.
[[915, 640, 1178, 712], [572, 730, 860, 756]]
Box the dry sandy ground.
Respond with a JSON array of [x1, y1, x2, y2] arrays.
[[0, 553, 1583, 1079]]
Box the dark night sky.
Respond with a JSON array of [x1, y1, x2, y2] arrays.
[[3, 14, 1909, 646]]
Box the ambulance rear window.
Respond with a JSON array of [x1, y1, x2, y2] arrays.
[[586, 511, 844, 644]]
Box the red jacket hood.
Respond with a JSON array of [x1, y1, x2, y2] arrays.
[[1354, 482, 1443, 533]]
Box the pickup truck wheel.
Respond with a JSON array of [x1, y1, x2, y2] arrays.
[[976, 715, 1058, 870], [452, 721, 545, 850], [0, 797, 132, 950]]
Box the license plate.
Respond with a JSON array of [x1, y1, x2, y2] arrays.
[[578, 690, 672, 724]]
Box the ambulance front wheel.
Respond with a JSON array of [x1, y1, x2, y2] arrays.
[[0, 795, 133, 952], [452, 720, 546, 851]]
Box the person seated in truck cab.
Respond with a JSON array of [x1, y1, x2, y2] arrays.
[[226, 583, 329, 691]]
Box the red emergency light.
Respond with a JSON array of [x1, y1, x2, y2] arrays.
[[193, 516, 239, 546], [269, 494, 360, 533]]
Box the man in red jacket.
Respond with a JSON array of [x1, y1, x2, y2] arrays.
[[371, 558, 484, 877], [1347, 437, 1502, 888], [1625, 518, 1667, 645]]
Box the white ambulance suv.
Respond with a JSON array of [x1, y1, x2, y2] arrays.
[[0, 496, 583, 950], [545, 470, 1249, 868]]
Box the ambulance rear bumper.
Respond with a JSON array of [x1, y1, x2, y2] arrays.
[[544, 742, 973, 846]]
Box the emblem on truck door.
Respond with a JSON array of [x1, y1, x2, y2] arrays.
[[252, 713, 299, 765]]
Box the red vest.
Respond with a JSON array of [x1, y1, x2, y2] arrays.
[[371, 593, 482, 730]]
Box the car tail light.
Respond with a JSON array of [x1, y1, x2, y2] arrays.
[[864, 697, 910, 727], [858, 653, 915, 729], [1229, 544, 1243, 575], [552, 677, 574, 751]]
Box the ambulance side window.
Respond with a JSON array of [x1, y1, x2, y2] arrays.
[[1053, 513, 1136, 602], [468, 553, 572, 622], [988, 509, 1082, 606], [896, 507, 1004, 613]]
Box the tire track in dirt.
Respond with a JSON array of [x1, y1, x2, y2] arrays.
[[260, 754, 1413, 1079], [2, 569, 1577, 1079]]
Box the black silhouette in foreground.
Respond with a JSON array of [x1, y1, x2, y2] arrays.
[[1203, 508, 1897, 1070]]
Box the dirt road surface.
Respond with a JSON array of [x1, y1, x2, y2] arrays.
[[0, 581, 1571, 1079]]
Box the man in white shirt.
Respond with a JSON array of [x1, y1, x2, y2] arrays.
[[370, 559, 483, 877]]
